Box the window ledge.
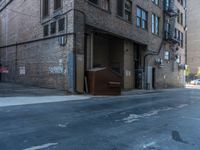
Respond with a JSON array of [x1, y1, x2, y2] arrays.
[[116, 15, 132, 24], [136, 27, 148, 32], [152, 33, 161, 38]]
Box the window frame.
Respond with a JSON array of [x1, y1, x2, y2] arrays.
[[136, 6, 148, 30], [88, 0, 110, 11], [152, 0, 159, 6], [164, 51, 170, 61], [58, 18, 65, 32], [54, 0, 62, 11], [50, 22, 57, 35], [152, 13, 160, 35], [43, 24, 49, 37], [117, 0, 132, 22], [42, 0, 49, 18]]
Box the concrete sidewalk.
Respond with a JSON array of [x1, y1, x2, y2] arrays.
[[0, 95, 91, 107]]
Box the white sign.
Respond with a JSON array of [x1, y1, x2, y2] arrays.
[[19, 66, 26, 75]]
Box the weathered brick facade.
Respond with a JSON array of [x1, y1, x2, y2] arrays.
[[0, 0, 186, 93], [187, 0, 200, 75]]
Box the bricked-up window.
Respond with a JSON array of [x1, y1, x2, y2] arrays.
[[136, 7, 148, 30], [58, 18, 65, 32], [117, 0, 132, 22], [43, 0, 49, 18], [51, 22, 56, 34], [43, 24, 49, 37], [152, 14, 160, 35], [88, 0, 110, 11], [54, 0, 62, 10]]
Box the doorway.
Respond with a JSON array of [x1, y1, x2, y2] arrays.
[[134, 44, 143, 89]]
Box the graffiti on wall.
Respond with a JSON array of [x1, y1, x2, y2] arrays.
[[0, 66, 9, 73], [48, 66, 64, 74]]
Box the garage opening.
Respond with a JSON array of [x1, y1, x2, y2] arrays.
[[85, 32, 123, 95]]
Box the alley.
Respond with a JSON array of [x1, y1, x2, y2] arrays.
[[0, 88, 200, 149]]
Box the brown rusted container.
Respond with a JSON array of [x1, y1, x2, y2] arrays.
[[87, 67, 122, 95]]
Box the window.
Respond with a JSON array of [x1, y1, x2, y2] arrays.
[[180, 13, 183, 25], [178, 0, 184, 6], [177, 9, 180, 23], [152, 0, 159, 6], [117, 0, 132, 22], [165, 0, 170, 10], [176, 55, 181, 64], [166, 22, 170, 33], [89, 0, 98, 5], [50, 22, 56, 34], [58, 18, 65, 32], [42, 0, 49, 18], [43, 24, 49, 37], [89, 0, 110, 11], [136, 7, 148, 30], [152, 14, 159, 35], [180, 32, 184, 48], [54, 0, 62, 10], [164, 51, 170, 61], [117, 0, 124, 17], [124, 0, 132, 21], [100, 0, 109, 10]]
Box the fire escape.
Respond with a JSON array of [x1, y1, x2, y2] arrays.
[[164, 0, 180, 44]]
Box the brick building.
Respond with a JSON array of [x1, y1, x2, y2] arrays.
[[0, 0, 187, 93], [187, 0, 200, 76]]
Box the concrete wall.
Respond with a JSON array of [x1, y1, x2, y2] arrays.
[[124, 40, 134, 89]]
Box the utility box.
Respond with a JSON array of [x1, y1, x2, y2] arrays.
[[87, 67, 122, 95]]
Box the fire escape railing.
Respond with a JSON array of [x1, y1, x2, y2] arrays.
[[164, 0, 180, 44]]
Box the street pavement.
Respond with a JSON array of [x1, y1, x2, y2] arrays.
[[0, 84, 200, 149]]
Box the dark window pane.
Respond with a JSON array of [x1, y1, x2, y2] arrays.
[[43, 0, 49, 18], [117, 0, 123, 17], [43, 24, 49, 37], [58, 18, 65, 32], [54, 0, 62, 10], [51, 22, 56, 34], [89, 0, 98, 4]]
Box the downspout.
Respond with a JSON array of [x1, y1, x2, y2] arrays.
[[0, 0, 14, 13]]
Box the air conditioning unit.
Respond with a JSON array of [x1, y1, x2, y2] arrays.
[[178, 64, 187, 70]]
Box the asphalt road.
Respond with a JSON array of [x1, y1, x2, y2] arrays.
[[0, 88, 200, 150]]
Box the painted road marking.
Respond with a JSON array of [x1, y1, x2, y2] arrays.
[[23, 143, 58, 150]]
